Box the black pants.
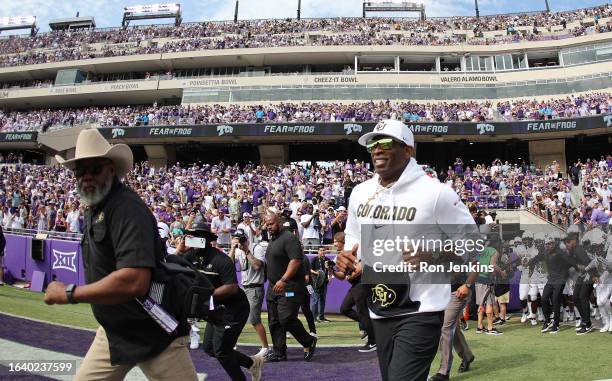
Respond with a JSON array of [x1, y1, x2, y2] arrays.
[[203, 297, 253, 381], [372, 312, 444, 381], [267, 287, 315, 357], [542, 283, 565, 326], [301, 287, 317, 333], [340, 283, 375, 345], [573, 280, 593, 326]]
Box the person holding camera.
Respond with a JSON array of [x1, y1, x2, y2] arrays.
[[301, 204, 320, 249], [178, 222, 264, 381], [228, 228, 271, 358], [331, 206, 348, 236], [237, 212, 259, 250], [310, 247, 333, 322]]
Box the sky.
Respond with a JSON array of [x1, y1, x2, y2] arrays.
[[1, 0, 608, 33]]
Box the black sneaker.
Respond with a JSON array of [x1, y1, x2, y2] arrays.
[[485, 328, 503, 336], [320, 318, 332, 323], [476, 327, 486, 334], [360, 331, 368, 340], [358, 343, 377, 353], [428, 373, 449, 381], [541, 321, 553, 333], [263, 352, 287, 362], [548, 325, 560, 334], [493, 317, 503, 326], [576, 325, 593, 336], [458, 356, 474, 373], [304, 336, 317, 361], [461, 319, 469, 331]]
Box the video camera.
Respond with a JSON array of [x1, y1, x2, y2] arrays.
[[233, 228, 248, 244]]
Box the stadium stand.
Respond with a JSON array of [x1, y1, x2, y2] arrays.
[[0, 5, 610, 67], [0, 93, 610, 132]]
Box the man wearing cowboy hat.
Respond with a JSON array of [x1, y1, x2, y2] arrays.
[[44, 129, 197, 380]]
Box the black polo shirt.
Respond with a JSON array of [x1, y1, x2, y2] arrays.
[[82, 180, 188, 365], [184, 246, 246, 307], [265, 229, 305, 292]]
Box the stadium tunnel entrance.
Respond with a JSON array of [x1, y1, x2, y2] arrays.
[[565, 134, 612, 164], [414, 140, 530, 172], [142, 140, 533, 169], [288, 141, 372, 163], [174, 143, 261, 166]]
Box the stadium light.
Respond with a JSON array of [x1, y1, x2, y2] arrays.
[[0, 15, 38, 36], [475, 0, 480, 18], [49, 13, 96, 31], [122, 3, 182, 28], [297, 0, 302, 20]]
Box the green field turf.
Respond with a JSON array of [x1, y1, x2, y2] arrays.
[[1, 285, 611, 380]]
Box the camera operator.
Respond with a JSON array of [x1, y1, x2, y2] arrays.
[[311, 247, 333, 322], [237, 212, 259, 250], [228, 228, 271, 358], [177, 222, 263, 381], [301, 204, 320, 249], [331, 206, 348, 236]]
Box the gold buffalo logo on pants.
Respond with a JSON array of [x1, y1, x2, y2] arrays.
[[372, 284, 397, 307]]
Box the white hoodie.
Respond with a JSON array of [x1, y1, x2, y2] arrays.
[[344, 158, 476, 318]]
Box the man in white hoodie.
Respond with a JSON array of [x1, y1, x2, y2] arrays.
[[336, 120, 478, 381]]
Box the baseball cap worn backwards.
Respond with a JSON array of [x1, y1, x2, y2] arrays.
[[358, 119, 414, 147]]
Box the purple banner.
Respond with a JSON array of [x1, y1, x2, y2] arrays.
[[49, 240, 81, 286], [5, 235, 29, 281]]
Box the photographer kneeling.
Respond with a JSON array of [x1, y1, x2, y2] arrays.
[[176, 222, 263, 381]]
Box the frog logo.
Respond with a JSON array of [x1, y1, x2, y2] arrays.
[[371, 284, 397, 307]]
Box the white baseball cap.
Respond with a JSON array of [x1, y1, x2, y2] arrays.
[[358, 119, 414, 148]]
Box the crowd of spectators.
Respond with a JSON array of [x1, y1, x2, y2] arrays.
[[0, 92, 610, 132], [0, 5, 610, 67], [440, 156, 612, 227], [0, 154, 609, 244]]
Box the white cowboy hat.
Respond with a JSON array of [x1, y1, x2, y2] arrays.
[[55, 129, 133, 178]]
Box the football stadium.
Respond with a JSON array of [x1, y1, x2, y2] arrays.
[[0, 0, 610, 380]]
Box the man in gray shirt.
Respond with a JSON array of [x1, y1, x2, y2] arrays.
[[229, 228, 270, 357]]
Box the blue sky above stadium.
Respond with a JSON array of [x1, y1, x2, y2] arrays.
[[2, 0, 607, 32]]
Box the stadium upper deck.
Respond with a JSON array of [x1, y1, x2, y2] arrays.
[[0, 4, 611, 67], [0, 5, 611, 112]]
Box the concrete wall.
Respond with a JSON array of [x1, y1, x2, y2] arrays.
[[528, 139, 567, 174]]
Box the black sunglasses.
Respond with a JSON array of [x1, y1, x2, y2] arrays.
[[74, 161, 111, 178]]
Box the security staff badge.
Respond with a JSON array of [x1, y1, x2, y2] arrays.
[[95, 212, 105, 224], [371, 284, 397, 307]]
